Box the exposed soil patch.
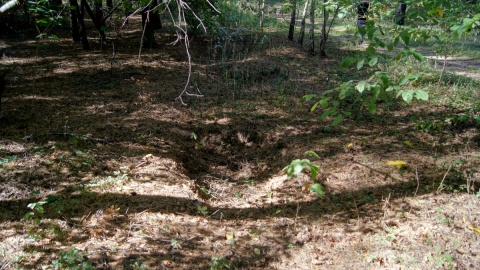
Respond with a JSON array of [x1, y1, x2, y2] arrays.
[[1, 16, 480, 269]]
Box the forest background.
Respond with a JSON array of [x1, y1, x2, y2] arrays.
[[0, 0, 480, 269]]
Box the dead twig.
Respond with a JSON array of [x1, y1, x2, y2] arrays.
[[436, 164, 452, 193], [414, 166, 420, 197]]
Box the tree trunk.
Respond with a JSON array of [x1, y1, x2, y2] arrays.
[[319, 0, 328, 56], [69, 0, 81, 42], [395, 2, 407, 26], [288, 0, 297, 41], [297, 0, 308, 45], [259, 0, 265, 28], [141, 0, 161, 49], [0, 67, 7, 112], [93, 0, 103, 26], [79, 0, 90, 50], [308, 0, 315, 54], [81, 0, 106, 42]]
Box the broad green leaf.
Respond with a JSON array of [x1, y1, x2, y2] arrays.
[[305, 151, 320, 158], [293, 162, 304, 177], [319, 99, 329, 109], [310, 183, 324, 198], [414, 90, 429, 101], [399, 75, 410, 86], [378, 73, 389, 88], [320, 108, 335, 119], [400, 31, 410, 45], [372, 85, 381, 98], [401, 90, 413, 103], [340, 57, 356, 68], [368, 102, 377, 114], [339, 87, 352, 99], [357, 59, 365, 70], [309, 164, 319, 180], [366, 46, 376, 56], [356, 81, 368, 93], [412, 52, 424, 61], [303, 94, 316, 101], [368, 56, 378, 67], [332, 114, 343, 126], [387, 43, 394, 51]]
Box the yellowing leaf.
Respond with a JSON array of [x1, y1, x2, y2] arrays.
[[404, 141, 413, 148], [254, 248, 261, 255], [226, 234, 234, 240], [303, 182, 311, 193], [436, 8, 444, 17], [347, 143, 353, 148], [467, 226, 480, 235], [386, 160, 407, 169]]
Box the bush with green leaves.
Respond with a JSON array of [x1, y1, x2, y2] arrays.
[[50, 248, 93, 270], [210, 256, 230, 270], [284, 151, 324, 198], [305, 0, 480, 125]]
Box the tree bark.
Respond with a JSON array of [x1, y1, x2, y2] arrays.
[[69, 0, 81, 42], [0, 69, 5, 112], [288, 0, 297, 41], [141, 0, 161, 49], [395, 2, 407, 26], [78, 0, 90, 50], [81, 0, 106, 42], [319, 0, 328, 56], [309, 0, 315, 54], [297, 0, 308, 45], [259, 0, 265, 27]]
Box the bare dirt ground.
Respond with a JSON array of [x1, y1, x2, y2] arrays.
[[1, 16, 480, 269]]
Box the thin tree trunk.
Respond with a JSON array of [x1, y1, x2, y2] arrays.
[[141, 0, 161, 49], [297, 0, 308, 45], [288, 0, 296, 41], [319, 0, 328, 56], [69, 0, 81, 42], [319, 3, 339, 57], [81, 0, 106, 42], [0, 67, 7, 112], [309, 0, 315, 54], [78, 0, 90, 50], [259, 0, 265, 27]]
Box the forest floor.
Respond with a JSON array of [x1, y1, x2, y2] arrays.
[[1, 16, 480, 269]]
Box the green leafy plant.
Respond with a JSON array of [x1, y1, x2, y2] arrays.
[[197, 205, 209, 216], [50, 248, 94, 270], [210, 256, 230, 270], [23, 200, 48, 224], [284, 151, 324, 198], [432, 246, 455, 270], [130, 261, 148, 270], [284, 151, 320, 180], [170, 238, 182, 249]]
